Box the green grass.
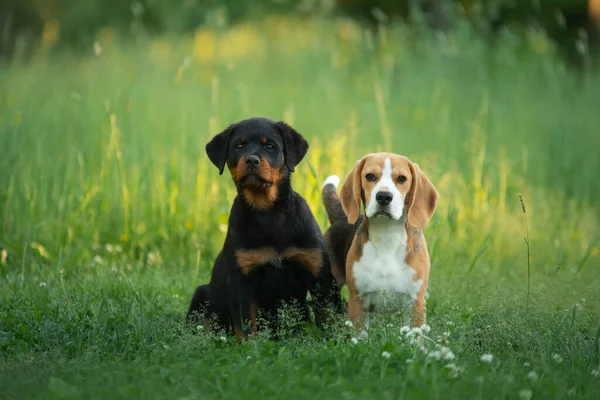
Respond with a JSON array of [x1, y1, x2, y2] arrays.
[[1, 17, 600, 399]]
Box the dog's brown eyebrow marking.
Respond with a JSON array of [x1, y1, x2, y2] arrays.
[[261, 137, 267, 144], [235, 247, 323, 276], [240, 138, 246, 143]]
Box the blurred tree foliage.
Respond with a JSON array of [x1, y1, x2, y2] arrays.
[[0, 0, 598, 64]]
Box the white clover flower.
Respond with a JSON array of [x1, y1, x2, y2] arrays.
[[105, 244, 114, 253], [93, 255, 104, 265], [524, 362, 531, 368], [400, 326, 411, 335], [381, 351, 391, 359], [350, 337, 359, 345], [551, 353, 563, 364], [406, 358, 413, 364], [39, 282, 47, 288], [345, 320, 354, 328], [358, 330, 368, 340], [115, 245, 123, 253], [428, 350, 442, 360], [386, 323, 393, 328], [418, 345, 429, 355], [219, 336, 227, 342], [440, 346, 455, 361], [518, 389, 532, 400], [420, 324, 431, 334], [445, 363, 464, 378], [527, 371, 539, 382], [591, 369, 599, 377], [480, 353, 494, 363]]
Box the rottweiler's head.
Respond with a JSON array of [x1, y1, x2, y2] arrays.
[[205, 117, 309, 210]]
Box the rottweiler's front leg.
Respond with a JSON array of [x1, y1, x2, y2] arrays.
[[227, 271, 253, 343]]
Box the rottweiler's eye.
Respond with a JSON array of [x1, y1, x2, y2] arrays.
[[397, 175, 407, 184], [365, 173, 376, 182], [265, 143, 274, 151], [234, 143, 244, 150]]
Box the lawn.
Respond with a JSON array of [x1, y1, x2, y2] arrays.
[[1, 17, 599, 399]]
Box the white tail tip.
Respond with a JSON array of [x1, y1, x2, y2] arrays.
[[323, 175, 340, 189]]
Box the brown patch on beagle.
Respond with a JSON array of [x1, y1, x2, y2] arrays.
[[407, 162, 439, 229], [235, 247, 280, 275], [282, 247, 322, 277], [261, 137, 268, 144], [344, 222, 370, 330]]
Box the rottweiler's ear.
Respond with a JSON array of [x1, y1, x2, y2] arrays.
[[205, 124, 235, 175], [276, 121, 309, 172]]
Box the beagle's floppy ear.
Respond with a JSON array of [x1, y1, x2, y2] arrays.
[[407, 162, 439, 229], [205, 123, 236, 175], [276, 121, 309, 172], [340, 156, 368, 225]]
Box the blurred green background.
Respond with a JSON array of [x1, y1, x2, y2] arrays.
[[1, 1, 600, 399]]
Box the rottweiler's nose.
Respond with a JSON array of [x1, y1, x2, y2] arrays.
[[245, 155, 261, 167], [376, 191, 393, 206]]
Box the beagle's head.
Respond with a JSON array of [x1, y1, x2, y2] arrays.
[[339, 153, 439, 229]]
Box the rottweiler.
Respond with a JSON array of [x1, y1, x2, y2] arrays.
[[186, 117, 342, 342]]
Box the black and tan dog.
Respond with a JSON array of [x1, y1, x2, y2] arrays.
[[186, 117, 342, 342]]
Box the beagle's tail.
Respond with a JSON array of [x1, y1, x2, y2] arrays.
[[322, 175, 346, 224]]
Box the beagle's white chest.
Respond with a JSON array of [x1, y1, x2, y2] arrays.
[[352, 222, 423, 309]]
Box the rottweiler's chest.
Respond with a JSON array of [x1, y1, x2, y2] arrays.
[[235, 246, 322, 277]]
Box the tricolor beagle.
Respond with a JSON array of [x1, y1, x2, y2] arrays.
[[321, 152, 439, 330]]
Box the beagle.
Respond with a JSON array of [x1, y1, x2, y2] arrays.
[[321, 152, 439, 330]]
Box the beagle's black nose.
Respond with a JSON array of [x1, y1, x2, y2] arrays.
[[376, 191, 393, 206], [245, 155, 261, 166]]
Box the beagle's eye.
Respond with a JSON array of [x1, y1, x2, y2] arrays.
[[234, 142, 244, 150], [365, 173, 376, 182], [397, 175, 407, 184], [265, 143, 274, 151]]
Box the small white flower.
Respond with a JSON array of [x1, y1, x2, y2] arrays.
[[445, 363, 464, 378], [115, 245, 123, 253], [524, 362, 531, 368], [527, 371, 539, 382], [446, 321, 454, 326], [246, 355, 251, 360], [420, 324, 431, 334], [93, 255, 104, 265], [219, 336, 226, 342], [345, 320, 354, 328], [407, 327, 423, 338], [350, 337, 359, 345], [440, 346, 455, 361], [381, 351, 391, 359], [591, 369, 599, 377], [105, 244, 114, 253], [418, 345, 429, 355], [551, 353, 563, 364], [443, 331, 451, 338], [386, 323, 393, 328], [172, 294, 180, 299], [358, 330, 368, 340], [480, 353, 494, 363], [39, 282, 46, 288], [196, 325, 203, 331], [406, 358, 413, 364], [428, 350, 442, 360], [400, 326, 411, 335], [518, 389, 533, 400]]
